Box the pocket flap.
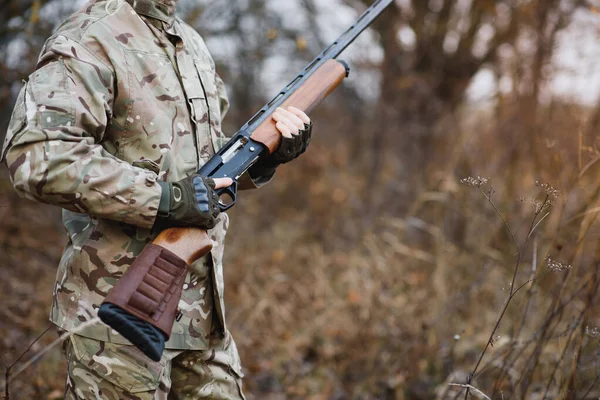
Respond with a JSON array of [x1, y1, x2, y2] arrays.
[[132, 158, 161, 174], [194, 62, 217, 99]]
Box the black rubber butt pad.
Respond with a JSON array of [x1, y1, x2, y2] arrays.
[[98, 303, 166, 362]]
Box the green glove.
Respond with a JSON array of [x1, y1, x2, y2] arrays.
[[156, 175, 220, 229]]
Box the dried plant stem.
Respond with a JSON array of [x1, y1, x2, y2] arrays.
[[580, 375, 600, 400], [2, 317, 101, 396], [518, 216, 596, 396], [464, 189, 550, 400], [449, 383, 492, 400], [526, 211, 549, 242], [563, 265, 599, 397], [540, 307, 585, 399], [518, 284, 570, 396], [3, 324, 52, 400], [492, 238, 539, 397]]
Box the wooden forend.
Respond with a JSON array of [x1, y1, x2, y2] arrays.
[[250, 59, 348, 154]]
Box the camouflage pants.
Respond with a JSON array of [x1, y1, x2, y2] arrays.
[[62, 332, 246, 400]]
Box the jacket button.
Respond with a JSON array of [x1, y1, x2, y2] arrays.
[[146, 175, 157, 187]]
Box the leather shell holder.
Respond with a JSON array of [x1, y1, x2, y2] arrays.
[[101, 244, 188, 340]]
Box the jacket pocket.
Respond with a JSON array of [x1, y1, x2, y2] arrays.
[[122, 50, 198, 165], [194, 61, 228, 153], [1, 81, 28, 162], [188, 94, 214, 163], [186, 61, 215, 162]]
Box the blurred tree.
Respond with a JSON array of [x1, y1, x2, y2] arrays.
[[0, 0, 54, 132], [349, 0, 585, 213], [494, 0, 586, 191], [0, 0, 93, 141]]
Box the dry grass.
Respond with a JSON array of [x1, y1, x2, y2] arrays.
[[1, 101, 599, 399]]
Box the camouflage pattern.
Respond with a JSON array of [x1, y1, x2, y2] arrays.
[[2, 0, 244, 349], [63, 332, 245, 399]]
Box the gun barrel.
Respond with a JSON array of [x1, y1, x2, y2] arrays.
[[237, 0, 394, 134]]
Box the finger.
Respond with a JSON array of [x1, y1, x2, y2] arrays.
[[204, 177, 216, 189], [299, 125, 311, 155], [275, 121, 293, 138], [273, 112, 299, 134], [276, 107, 304, 129], [287, 106, 310, 124], [273, 112, 300, 135], [213, 177, 233, 189], [273, 112, 299, 135]]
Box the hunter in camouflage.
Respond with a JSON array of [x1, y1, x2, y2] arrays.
[[1, 0, 312, 398]]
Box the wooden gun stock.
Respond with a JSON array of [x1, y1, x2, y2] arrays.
[[97, 227, 213, 361], [153, 227, 213, 265]]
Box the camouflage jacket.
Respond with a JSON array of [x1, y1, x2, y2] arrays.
[[1, 0, 250, 349]]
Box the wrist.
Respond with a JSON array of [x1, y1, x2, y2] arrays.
[[263, 120, 313, 168], [157, 181, 171, 218]]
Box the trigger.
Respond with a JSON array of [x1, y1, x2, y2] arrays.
[[217, 181, 238, 212]]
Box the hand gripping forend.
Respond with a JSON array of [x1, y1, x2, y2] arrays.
[[99, 244, 189, 361]]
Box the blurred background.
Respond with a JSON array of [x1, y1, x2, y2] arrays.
[[1, 0, 600, 398]]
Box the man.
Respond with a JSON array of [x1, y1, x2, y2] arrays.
[[1, 0, 311, 398]]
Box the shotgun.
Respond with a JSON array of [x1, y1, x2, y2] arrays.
[[99, 0, 394, 361]]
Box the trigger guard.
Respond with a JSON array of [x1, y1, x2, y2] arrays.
[[216, 181, 238, 212]]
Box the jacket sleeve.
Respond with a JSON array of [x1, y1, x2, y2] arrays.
[[214, 73, 275, 189], [1, 35, 161, 229]]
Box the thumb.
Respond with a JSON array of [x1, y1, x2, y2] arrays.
[[213, 177, 233, 189]]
